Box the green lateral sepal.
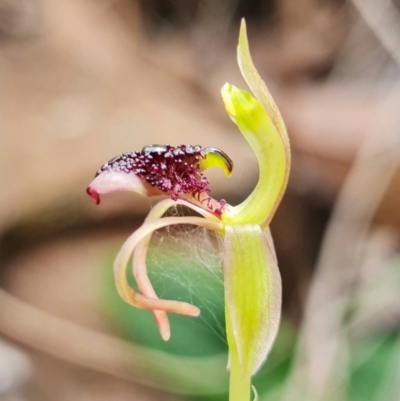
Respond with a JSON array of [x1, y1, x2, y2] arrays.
[[224, 224, 282, 378]]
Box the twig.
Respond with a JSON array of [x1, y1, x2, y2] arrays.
[[351, 0, 400, 66], [0, 288, 228, 395], [283, 1, 400, 397]]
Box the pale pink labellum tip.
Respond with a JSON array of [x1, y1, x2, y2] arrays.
[[86, 171, 162, 204], [86, 186, 100, 205]]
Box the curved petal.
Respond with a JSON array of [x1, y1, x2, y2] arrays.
[[87, 171, 163, 204], [224, 224, 281, 378], [133, 199, 220, 340], [114, 215, 223, 338]]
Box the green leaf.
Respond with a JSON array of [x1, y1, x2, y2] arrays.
[[349, 331, 400, 401]]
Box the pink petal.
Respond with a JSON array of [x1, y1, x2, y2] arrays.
[[114, 214, 223, 340], [132, 198, 219, 340]]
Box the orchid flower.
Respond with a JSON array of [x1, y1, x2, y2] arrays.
[[87, 20, 290, 401]]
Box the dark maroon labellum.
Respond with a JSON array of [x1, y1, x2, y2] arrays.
[[95, 144, 210, 201]]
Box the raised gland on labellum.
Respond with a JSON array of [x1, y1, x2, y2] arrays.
[[87, 144, 232, 217]]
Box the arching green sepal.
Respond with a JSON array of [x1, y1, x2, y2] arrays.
[[221, 85, 287, 226]]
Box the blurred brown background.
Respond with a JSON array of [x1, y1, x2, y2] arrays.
[[1, 0, 400, 400]]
